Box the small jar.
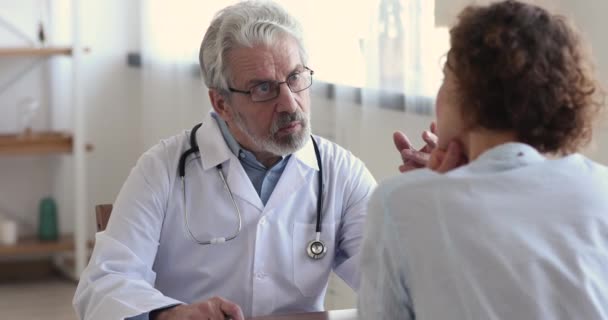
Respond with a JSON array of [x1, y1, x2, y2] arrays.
[[38, 197, 59, 241]]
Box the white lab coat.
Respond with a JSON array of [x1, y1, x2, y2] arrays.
[[73, 113, 377, 320], [359, 142, 608, 320]]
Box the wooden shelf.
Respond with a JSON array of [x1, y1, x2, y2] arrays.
[[0, 234, 74, 256], [0, 131, 93, 155], [0, 46, 90, 57]]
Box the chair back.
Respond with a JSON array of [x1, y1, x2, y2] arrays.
[[95, 204, 113, 232]]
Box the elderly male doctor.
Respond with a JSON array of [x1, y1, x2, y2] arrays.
[[73, 2, 376, 320]]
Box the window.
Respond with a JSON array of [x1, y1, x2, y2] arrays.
[[142, 0, 449, 100]]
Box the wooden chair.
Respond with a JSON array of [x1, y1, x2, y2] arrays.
[[95, 204, 113, 232]]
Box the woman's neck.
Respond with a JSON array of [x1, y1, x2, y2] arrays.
[[463, 129, 518, 161]]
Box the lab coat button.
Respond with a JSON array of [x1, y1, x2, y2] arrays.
[[259, 216, 266, 226]]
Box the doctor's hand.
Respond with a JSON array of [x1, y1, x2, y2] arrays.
[[394, 122, 438, 172], [151, 296, 244, 320], [428, 140, 468, 173]]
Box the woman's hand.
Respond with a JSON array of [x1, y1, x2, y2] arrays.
[[394, 123, 438, 172], [428, 141, 468, 173], [394, 122, 467, 173]]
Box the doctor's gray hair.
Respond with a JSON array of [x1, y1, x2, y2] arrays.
[[199, 1, 308, 92]]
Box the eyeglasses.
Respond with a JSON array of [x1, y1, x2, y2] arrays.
[[228, 67, 314, 102]]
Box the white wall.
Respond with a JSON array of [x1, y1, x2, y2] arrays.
[[555, 0, 608, 86], [551, 0, 608, 165], [53, 0, 143, 235], [77, 0, 142, 235], [436, 0, 562, 26]]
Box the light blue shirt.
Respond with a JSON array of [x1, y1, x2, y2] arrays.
[[213, 112, 289, 205], [358, 143, 608, 320]]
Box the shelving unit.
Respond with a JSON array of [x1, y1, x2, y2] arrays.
[[0, 47, 72, 56], [0, 131, 93, 155], [0, 0, 90, 280], [0, 235, 75, 256], [0, 46, 90, 57]]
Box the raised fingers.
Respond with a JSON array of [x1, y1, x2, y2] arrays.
[[401, 149, 430, 167], [393, 131, 413, 152], [421, 130, 438, 150]]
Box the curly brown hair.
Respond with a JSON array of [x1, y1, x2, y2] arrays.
[[447, 0, 604, 154]]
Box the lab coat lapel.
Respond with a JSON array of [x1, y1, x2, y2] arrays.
[[196, 113, 264, 211], [196, 113, 231, 170], [264, 138, 319, 213], [226, 158, 264, 211]]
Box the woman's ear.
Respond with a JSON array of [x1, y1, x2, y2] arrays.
[[209, 89, 233, 121]]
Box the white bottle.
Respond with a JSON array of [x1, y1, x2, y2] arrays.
[[0, 216, 18, 246]]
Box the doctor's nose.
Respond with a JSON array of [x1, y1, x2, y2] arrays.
[[275, 82, 299, 114]]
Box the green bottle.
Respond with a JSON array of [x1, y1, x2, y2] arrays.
[[38, 197, 59, 241]]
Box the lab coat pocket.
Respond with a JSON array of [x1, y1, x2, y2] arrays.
[[292, 222, 336, 297]]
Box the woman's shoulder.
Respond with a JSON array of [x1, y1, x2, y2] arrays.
[[564, 153, 608, 172], [557, 153, 608, 189], [374, 168, 445, 200]]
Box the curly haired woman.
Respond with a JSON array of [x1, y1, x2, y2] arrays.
[[359, 1, 607, 319]]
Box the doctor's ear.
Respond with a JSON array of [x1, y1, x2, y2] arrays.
[[208, 89, 234, 121]]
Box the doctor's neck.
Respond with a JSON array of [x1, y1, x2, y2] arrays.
[[463, 129, 518, 161], [228, 124, 283, 168], [251, 151, 282, 168]]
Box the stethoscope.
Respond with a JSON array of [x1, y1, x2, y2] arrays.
[[178, 123, 327, 260]]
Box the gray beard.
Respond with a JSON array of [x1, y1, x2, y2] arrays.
[[232, 109, 311, 156]]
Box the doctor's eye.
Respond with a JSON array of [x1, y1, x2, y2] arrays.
[[252, 82, 273, 94], [288, 72, 301, 83], [287, 68, 313, 92]]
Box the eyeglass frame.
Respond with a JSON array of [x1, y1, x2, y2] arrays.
[[227, 67, 314, 102]]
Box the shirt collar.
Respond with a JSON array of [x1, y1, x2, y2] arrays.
[[212, 112, 243, 158], [465, 142, 546, 173], [210, 112, 319, 171], [212, 112, 287, 169], [294, 137, 320, 171]]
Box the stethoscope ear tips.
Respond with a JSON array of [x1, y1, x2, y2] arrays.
[[307, 239, 327, 260]]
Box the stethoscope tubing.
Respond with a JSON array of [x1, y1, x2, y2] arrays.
[[178, 122, 326, 259]]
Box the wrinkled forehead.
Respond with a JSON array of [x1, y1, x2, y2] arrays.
[[226, 35, 304, 86]]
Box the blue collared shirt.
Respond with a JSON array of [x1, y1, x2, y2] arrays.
[[212, 113, 290, 205]]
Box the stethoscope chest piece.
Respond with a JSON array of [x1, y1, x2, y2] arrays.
[[181, 123, 327, 250], [307, 239, 327, 260]]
